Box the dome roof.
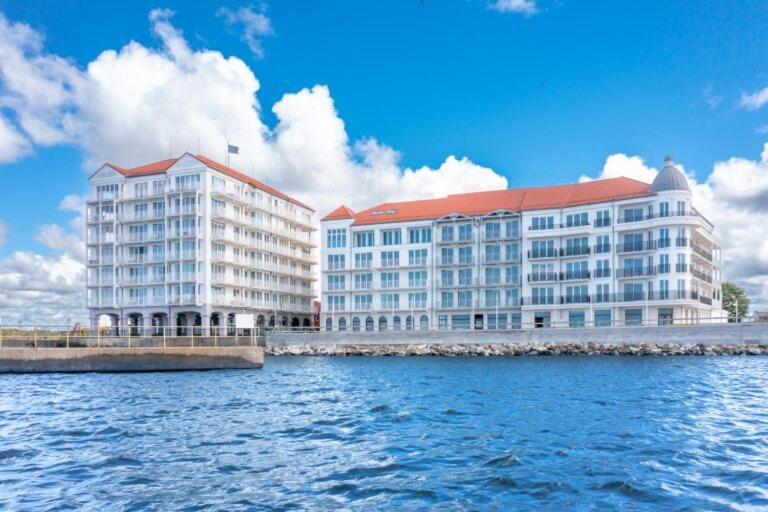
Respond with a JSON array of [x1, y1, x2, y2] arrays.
[[651, 156, 689, 193]]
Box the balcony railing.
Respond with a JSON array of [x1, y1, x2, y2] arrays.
[[615, 266, 657, 278], [594, 217, 611, 228], [690, 242, 713, 262], [528, 249, 557, 259], [617, 210, 697, 224], [690, 267, 713, 284], [616, 241, 657, 253], [560, 246, 590, 257], [560, 270, 591, 281], [594, 268, 611, 278], [527, 272, 558, 283], [593, 243, 611, 254]]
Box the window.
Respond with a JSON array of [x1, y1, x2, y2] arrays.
[[485, 222, 501, 240], [659, 279, 669, 299], [354, 252, 372, 269], [458, 224, 473, 242], [564, 237, 589, 256], [565, 212, 588, 227], [505, 288, 519, 307], [134, 182, 148, 198], [595, 210, 610, 227], [381, 251, 400, 268], [381, 229, 401, 246], [381, 272, 400, 289], [623, 283, 643, 301], [174, 174, 200, 191], [458, 290, 472, 308], [676, 228, 687, 247], [408, 292, 428, 309], [365, 317, 374, 332], [408, 249, 428, 266], [595, 235, 610, 253], [354, 273, 372, 290], [595, 259, 610, 278], [458, 269, 473, 286], [485, 267, 501, 285], [531, 287, 554, 305], [531, 240, 555, 258], [531, 216, 554, 230], [505, 220, 519, 238], [408, 227, 432, 244], [325, 317, 333, 331], [381, 293, 400, 309], [211, 176, 225, 193], [408, 271, 427, 288], [352, 317, 361, 331], [354, 231, 374, 247], [659, 202, 670, 217], [440, 269, 453, 286], [658, 228, 671, 248], [327, 275, 345, 291], [623, 207, 643, 222], [327, 228, 347, 248], [440, 247, 453, 265], [565, 285, 588, 303], [440, 291, 454, 308], [354, 294, 373, 310], [485, 245, 501, 263], [505, 266, 519, 284], [419, 315, 429, 330], [594, 309, 612, 327], [659, 254, 670, 273], [676, 253, 687, 272], [485, 290, 499, 307], [338, 318, 347, 331], [327, 296, 346, 311], [677, 200, 686, 216], [440, 225, 454, 243], [451, 315, 470, 330], [327, 254, 345, 270], [96, 183, 119, 200], [568, 311, 586, 327], [625, 309, 643, 326], [458, 246, 473, 264]]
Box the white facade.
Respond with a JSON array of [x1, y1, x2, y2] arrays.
[[320, 169, 723, 331], [86, 153, 316, 333]]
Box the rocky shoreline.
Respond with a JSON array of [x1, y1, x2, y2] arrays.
[[265, 342, 768, 357]]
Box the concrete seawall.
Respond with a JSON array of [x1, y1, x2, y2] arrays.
[[0, 346, 264, 373], [267, 323, 768, 347]]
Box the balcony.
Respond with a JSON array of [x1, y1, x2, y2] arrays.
[[690, 242, 713, 262], [676, 263, 688, 273], [617, 210, 698, 224], [436, 256, 475, 266], [594, 268, 611, 278], [528, 248, 557, 260], [560, 246, 590, 257], [690, 267, 713, 284], [616, 241, 657, 253], [87, 256, 115, 265], [676, 237, 688, 247], [657, 263, 671, 274], [481, 254, 521, 265], [482, 231, 520, 242], [593, 243, 611, 254], [88, 213, 116, 223], [522, 296, 555, 306], [657, 238, 672, 249], [560, 270, 591, 281], [527, 272, 558, 283], [615, 266, 657, 278], [560, 294, 591, 304], [594, 217, 611, 228], [87, 234, 116, 244], [168, 294, 198, 305]]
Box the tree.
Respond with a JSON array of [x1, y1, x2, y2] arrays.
[[722, 282, 750, 320]]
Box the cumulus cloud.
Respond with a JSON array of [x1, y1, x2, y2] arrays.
[[580, 146, 768, 309], [216, 4, 274, 59], [488, 0, 538, 16], [739, 85, 768, 111]]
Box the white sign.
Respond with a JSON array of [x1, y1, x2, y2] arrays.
[[235, 314, 254, 329]]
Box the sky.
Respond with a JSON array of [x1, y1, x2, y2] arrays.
[[1, 0, 768, 323]]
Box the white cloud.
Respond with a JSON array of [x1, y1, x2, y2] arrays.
[[217, 4, 274, 59], [581, 146, 768, 309], [739, 85, 768, 110], [0, 114, 30, 162], [488, 0, 538, 16], [703, 84, 722, 109]]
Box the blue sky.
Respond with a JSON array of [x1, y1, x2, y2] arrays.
[[1, 0, 768, 320]]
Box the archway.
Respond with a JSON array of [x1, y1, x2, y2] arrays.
[[393, 316, 401, 331], [291, 317, 300, 329], [419, 315, 429, 331], [227, 313, 236, 335], [378, 316, 387, 331], [302, 318, 311, 328], [325, 317, 333, 332], [128, 313, 143, 336], [338, 318, 347, 331], [406, 315, 414, 331], [352, 317, 361, 332], [210, 313, 221, 336], [151, 313, 167, 336], [365, 316, 374, 332]]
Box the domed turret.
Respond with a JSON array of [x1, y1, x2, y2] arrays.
[[650, 156, 689, 193]]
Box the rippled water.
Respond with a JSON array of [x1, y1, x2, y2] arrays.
[[1, 357, 768, 511]]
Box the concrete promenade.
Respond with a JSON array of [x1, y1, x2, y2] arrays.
[[267, 323, 768, 348]]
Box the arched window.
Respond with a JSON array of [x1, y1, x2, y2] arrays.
[[378, 316, 387, 331], [393, 316, 401, 331], [420, 315, 429, 330], [325, 317, 333, 332], [338, 318, 347, 331], [365, 316, 374, 332], [352, 317, 361, 332], [406, 315, 414, 330]]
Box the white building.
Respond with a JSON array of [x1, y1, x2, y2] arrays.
[[320, 157, 723, 330], [86, 153, 316, 334]]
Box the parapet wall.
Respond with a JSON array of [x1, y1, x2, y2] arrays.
[[0, 346, 264, 373], [267, 323, 768, 347]]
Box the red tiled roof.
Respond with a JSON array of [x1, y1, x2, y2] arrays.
[[106, 154, 314, 212], [321, 205, 356, 221], [335, 177, 652, 226]]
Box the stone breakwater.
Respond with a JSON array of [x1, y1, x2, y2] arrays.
[[265, 342, 768, 357]]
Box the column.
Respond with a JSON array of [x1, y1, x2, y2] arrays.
[[201, 314, 211, 337]]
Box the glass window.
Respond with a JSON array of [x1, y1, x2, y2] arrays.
[[594, 309, 612, 327], [408, 227, 432, 244], [381, 229, 401, 246], [327, 228, 347, 248], [354, 231, 374, 247]]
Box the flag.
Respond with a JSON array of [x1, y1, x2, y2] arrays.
[[227, 144, 239, 155]]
